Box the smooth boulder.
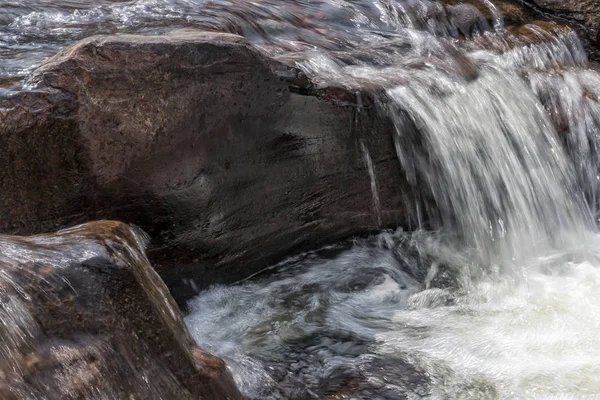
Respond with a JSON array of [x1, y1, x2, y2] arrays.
[[0, 30, 409, 304], [0, 221, 242, 399]]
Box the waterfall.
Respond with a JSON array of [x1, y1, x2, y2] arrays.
[[387, 67, 591, 262], [528, 69, 600, 220], [182, 2, 600, 398], [4, 0, 600, 398]]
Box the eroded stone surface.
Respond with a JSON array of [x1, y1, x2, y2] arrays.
[[0, 220, 242, 399]]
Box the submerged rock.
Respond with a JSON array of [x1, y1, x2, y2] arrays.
[[0, 30, 409, 304], [0, 221, 242, 399], [446, 3, 491, 37]]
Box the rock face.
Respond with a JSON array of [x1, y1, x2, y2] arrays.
[[0, 221, 242, 399], [0, 30, 409, 304], [523, 0, 600, 59]]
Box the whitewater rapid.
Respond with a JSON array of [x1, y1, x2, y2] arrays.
[[185, 229, 600, 399]]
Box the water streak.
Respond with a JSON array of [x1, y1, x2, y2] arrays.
[[361, 140, 382, 227]]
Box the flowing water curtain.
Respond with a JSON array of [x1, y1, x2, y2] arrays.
[[386, 67, 592, 262], [528, 69, 600, 220]]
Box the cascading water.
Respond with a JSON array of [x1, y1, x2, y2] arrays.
[[386, 67, 589, 262], [528, 69, 600, 220], [3, 0, 600, 399], [180, 1, 600, 399]]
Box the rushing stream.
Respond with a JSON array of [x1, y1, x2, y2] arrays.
[[176, 1, 600, 399], [186, 230, 600, 399], [4, 0, 600, 399]]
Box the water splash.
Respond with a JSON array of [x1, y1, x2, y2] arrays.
[[186, 230, 600, 399]]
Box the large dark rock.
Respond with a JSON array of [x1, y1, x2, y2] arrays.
[[0, 31, 409, 304], [0, 220, 242, 399]]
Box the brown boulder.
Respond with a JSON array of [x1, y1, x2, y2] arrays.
[[0, 30, 409, 304], [0, 220, 242, 399]]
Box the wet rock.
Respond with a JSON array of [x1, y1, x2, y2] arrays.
[[0, 221, 242, 399], [0, 89, 92, 233], [464, 19, 574, 60], [497, 2, 526, 25], [522, 0, 600, 59], [321, 357, 429, 400], [446, 3, 491, 37], [0, 30, 409, 304]]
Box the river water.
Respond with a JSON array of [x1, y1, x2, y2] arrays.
[[181, 1, 600, 399], [186, 230, 600, 399], [3, 0, 600, 399]]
